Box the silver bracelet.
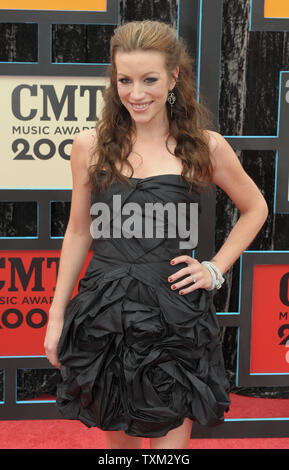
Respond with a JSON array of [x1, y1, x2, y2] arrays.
[[201, 261, 225, 290]]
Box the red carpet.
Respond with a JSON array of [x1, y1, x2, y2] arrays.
[[0, 394, 288, 449]]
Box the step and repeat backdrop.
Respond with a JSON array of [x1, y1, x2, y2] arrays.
[[0, 0, 288, 438]]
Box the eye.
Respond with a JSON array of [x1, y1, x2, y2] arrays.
[[118, 78, 131, 84], [145, 77, 158, 83]]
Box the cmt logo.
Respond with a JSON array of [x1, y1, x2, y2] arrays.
[[279, 271, 289, 364], [278, 321, 289, 364], [0, 256, 57, 330], [0, 256, 59, 291], [0, 251, 91, 355], [0, 308, 47, 330], [11, 84, 105, 121]]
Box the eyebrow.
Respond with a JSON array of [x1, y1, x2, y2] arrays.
[[117, 71, 160, 77]]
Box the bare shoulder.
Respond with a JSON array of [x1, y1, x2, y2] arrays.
[[202, 129, 240, 173], [201, 129, 268, 215], [69, 128, 98, 186], [74, 128, 97, 157], [202, 129, 221, 155], [75, 127, 97, 143], [72, 128, 98, 170]]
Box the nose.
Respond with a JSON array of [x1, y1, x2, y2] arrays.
[[130, 82, 146, 101]]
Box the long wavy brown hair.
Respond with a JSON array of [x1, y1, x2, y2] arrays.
[[88, 20, 216, 194]]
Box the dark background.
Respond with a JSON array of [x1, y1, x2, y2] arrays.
[[0, 0, 288, 401]]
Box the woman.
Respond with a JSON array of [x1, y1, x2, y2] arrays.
[[44, 20, 268, 450]]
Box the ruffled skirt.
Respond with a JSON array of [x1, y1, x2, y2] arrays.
[[56, 269, 230, 438]]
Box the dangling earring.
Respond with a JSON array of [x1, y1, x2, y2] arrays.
[[167, 90, 176, 117]]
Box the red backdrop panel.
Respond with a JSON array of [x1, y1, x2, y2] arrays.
[[0, 250, 92, 357], [250, 264, 289, 374]]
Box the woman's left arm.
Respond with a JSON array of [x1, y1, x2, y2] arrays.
[[205, 130, 269, 276], [168, 131, 269, 294]]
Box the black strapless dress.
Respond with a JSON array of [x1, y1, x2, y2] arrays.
[[56, 171, 230, 438]]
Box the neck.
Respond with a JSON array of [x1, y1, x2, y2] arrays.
[[131, 111, 170, 143]]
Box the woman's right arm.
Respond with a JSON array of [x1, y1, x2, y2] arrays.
[[44, 130, 97, 368]]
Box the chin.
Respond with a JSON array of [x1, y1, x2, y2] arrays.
[[131, 109, 164, 123]]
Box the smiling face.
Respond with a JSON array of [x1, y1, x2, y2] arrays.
[[115, 49, 178, 128]]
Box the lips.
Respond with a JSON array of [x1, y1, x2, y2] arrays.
[[129, 101, 153, 111]]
